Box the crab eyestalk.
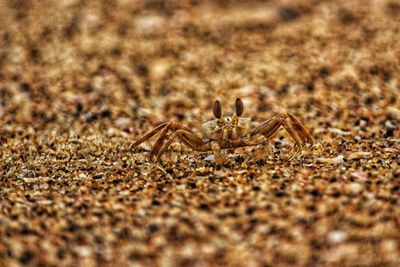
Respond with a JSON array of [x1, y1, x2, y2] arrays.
[[235, 98, 244, 117], [213, 100, 222, 119]]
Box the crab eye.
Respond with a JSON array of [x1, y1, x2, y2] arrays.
[[235, 98, 244, 116], [213, 100, 222, 119]]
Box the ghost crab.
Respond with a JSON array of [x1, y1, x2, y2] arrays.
[[131, 98, 314, 163]]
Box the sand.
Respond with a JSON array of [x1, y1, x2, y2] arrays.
[[1, 0, 399, 266]]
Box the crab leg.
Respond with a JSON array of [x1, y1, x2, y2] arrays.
[[286, 113, 314, 145], [131, 121, 200, 159], [130, 122, 169, 150], [285, 113, 314, 159], [156, 129, 210, 159], [149, 122, 173, 157], [251, 113, 313, 146], [282, 120, 303, 149], [251, 113, 286, 139], [148, 122, 195, 157], [248, 112, 313, 159]]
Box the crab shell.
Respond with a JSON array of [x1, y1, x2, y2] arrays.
[[201, 117, 251, 141]]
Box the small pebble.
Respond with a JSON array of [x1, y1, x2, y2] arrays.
[[348, 152, 372, 160], [350, 172, 367, 180], [317, 155, 345, 164], [204, 155, 216, 163], [387, 107, 400, 120], [347, 182, 364, 193], [92, 173, 104, 179], [328, 128, 351, 136], [327, 231, 347, 244], [114, 117, 132, 128]]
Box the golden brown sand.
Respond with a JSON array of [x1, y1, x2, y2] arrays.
[[1, 0, 399, 266]]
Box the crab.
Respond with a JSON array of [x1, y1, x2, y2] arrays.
[[131, 98, 314, 163]]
